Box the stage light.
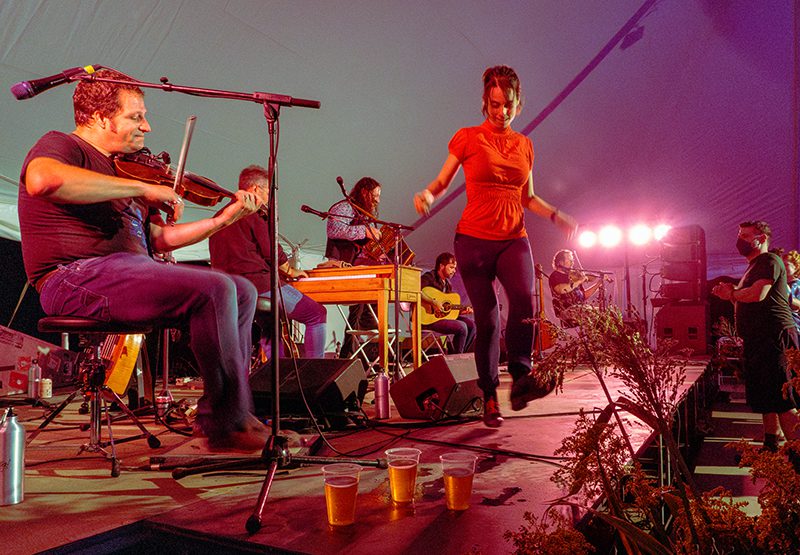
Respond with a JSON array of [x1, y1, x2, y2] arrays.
[[578, 229, 597, 248], [598, 225, 622, 248], [654, 224, 671, 241], [628, 224, 652, 246]]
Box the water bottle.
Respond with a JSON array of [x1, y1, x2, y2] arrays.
[[0, 407, 26, 505], [374, 369, 390, 420], [27, 358, 41, 400]]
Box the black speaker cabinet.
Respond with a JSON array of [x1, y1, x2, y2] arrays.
[[250, 358, 367, 423], [390, 354, 482, 420], [655, 303, 709, 355]]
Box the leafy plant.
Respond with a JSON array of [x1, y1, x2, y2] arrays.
[[505, 306, 800, 554]]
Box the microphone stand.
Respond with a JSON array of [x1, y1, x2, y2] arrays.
[[577, 269, 615, 311], [375, 217, 415, 381], [79, 71, 383, 534]]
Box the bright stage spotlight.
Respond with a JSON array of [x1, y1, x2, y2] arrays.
[[628, 224, 652, 246], [598, 225, 622, 248], [578, 229, 597, 248], [653, 224, 671, 241]]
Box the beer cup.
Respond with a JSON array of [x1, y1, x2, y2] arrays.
[[440, 452, 477, 511], [322, 463, 361, 526], [385, 447, 421, 504]]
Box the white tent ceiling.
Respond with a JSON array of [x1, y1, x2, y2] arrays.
[[1, 1, 797, 305]]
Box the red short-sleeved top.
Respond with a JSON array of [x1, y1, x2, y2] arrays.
[[448, 120, 533, 241]]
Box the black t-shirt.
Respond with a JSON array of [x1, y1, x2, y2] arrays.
[[421, 270, 452, 294], [549, 269, 585, 320], [209, 212, 288, 293], [735, 252, 795, 340], [18, 131, 152, 285]]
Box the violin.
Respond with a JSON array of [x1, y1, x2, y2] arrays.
[[113, 148, 235, 207], [568, 269, 588, 283]]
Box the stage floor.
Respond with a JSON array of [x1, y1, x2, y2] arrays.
[[3, 360, 710, 554]]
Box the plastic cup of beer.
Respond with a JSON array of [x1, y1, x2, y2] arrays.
[[440, 452, 477, 511], [322, 463, 361, 526], [385, 447, 421, 504]]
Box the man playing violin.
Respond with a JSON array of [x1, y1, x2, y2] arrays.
[[420, 252, 475, 353], [18, 69, 268, 452], [209, 165, 327, 358], [548, 249, 601, 327]]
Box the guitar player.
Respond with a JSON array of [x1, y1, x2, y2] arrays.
[[420, 252, 476, 353]]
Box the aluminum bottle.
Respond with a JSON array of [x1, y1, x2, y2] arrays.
[[0, 407, 25, 505], [27, 358, 41, 399], [374, 369, 390, 420]]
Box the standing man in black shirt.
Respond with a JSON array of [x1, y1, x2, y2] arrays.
[[712, 221, 800, 455]]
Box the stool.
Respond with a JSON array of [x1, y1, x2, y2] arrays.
[[28, 316, 161, 477]]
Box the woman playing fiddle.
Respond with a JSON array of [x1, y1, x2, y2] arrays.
[[414, 65, 577, 428], [548, 249, 601, 327]]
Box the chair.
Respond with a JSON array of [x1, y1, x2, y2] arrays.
[[420, 329, 447, 361], [28, 316, 161, 477], [340, 304, 401, 376]]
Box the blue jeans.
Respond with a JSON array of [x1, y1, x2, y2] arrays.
[[260, 284, 327, 358], [424, 316, 475, 353], [454, 234, 534, 396], [39, 253, 257, 442]]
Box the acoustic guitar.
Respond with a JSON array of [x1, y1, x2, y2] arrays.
[[420, 287, 470, 325], [99, 333, 145, 396]]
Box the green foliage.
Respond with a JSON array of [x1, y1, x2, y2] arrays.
[[505, 306, 800, 554], [503, 510, 594, 555]]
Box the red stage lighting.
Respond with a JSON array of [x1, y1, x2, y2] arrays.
[[598, 225, 622, 248], [628, 224, 652, 246], [653, 224, 671, 241], [578, 230, 597, 248]]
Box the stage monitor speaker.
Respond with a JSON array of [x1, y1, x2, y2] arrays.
[[390, 354, 482, 420], [662, 225, 705, 246], [655, 303, 709, 355], [250, 358, 367, 425], [661, 242, 703, 263], [661, 261, 703, 282], [660, 281, 702, 302]]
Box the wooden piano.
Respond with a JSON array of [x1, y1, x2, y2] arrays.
[[293, 265, 422, 369]]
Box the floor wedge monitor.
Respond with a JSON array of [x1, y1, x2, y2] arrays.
[[390, 354, 482, 420], [250, 358, 367, 427]]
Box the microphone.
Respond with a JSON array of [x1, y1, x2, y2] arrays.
[[11, 65, 102, 100], [300, 205, 327, 219], [336, 176, 347, 198]]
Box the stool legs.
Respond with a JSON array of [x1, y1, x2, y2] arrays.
[[27, 337, 161, 477]]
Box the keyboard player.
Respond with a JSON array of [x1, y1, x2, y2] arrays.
[[326, 177, 384, 358]]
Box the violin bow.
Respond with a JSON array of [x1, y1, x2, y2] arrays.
[[171, 115, 197, 200]]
